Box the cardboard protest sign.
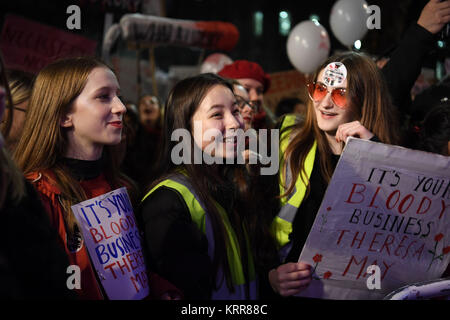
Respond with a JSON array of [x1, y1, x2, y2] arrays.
[[71, 187, 149, 300], [298, 138, 450, 300]]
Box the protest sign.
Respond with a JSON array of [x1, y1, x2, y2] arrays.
[[103, 14, 239, 59], [1, 15, 97, 74], [298, 138, 450, 299], [71, 187, 149, 300]]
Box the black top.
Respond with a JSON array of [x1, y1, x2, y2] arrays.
[[0, 180, 76, 299], [138, 169, 239, 300], [382, 23, 436, 117], [140, 186, 212, 299], [61, 157, 103, 180]]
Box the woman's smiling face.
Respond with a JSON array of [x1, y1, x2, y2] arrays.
[[313, 69, 355, 135], [191, 84, 244, 159]]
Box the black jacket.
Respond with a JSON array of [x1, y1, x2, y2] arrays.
[[0, 180, 76, 299], [382, 23, 437, 117]]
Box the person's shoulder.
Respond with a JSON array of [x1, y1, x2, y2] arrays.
[[25, 170, 61, 197], [277, 113, 304, 130], [142, 186, 185, 209], [138, 186, 192, 223], [1, 177, 57, 238]]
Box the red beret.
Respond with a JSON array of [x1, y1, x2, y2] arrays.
[[218, 60, 271, 93]]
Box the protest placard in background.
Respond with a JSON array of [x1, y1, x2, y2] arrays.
[[298, 138, 450, 300], [71, 187, 149, 300], [1, 15, 97, 73]]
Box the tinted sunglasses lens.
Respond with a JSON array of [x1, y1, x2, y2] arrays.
[[331, 88, 347, 108], [309, 83, 327, 101]]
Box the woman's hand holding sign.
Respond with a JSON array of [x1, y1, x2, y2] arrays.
[[335, 121, 374, 143], [268, 262, 312, 297]]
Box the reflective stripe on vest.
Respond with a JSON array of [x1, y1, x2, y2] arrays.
[[272, 114, 317, 261], [142, 173, 257, 300]]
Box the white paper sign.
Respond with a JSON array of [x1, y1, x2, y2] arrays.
[[71, 187, 149, 300], [298, 138, 450, 299]]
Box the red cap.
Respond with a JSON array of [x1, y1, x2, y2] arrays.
[[218, 60, 271, 93]]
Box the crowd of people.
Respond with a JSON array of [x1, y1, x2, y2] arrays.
[[0, 0, 449, 300]]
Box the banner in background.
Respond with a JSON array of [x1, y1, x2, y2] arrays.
[[103, 14, 239, 59], [1, 15, 97, 73]]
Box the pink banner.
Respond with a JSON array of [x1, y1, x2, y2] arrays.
[[1, 15, 97, 73]]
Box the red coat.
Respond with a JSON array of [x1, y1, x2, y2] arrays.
[[27, 171, 110, 299], [26, 170, 183, 300]]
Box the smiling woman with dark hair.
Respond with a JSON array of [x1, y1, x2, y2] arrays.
[[140, 73, 264, 300]]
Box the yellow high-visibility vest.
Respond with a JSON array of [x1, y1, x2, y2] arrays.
[[142, 172, 257, 300], [272, 114, 317, 262]]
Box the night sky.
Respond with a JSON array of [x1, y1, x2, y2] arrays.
[[1, 0, 444, 73]]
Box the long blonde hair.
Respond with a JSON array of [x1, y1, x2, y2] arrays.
[[14, 57, 135, 234], [281, 52, 401, 198], [7, 69, 34, 106]]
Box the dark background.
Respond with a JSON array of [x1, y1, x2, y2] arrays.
[[0, 0, 446, 73]]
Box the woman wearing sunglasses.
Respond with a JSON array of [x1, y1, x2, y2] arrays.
[[268, 52, 401, 297]]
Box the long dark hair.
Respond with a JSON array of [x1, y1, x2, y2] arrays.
[[148, 73, 254, 294]]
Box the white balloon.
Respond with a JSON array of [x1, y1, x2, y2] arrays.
[[200, 53, 233, 74], [286, 20, 330, 74], [330, 0, 369, 46]]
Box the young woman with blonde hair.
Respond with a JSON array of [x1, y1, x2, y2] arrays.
[[14, 57, 181, 300]]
